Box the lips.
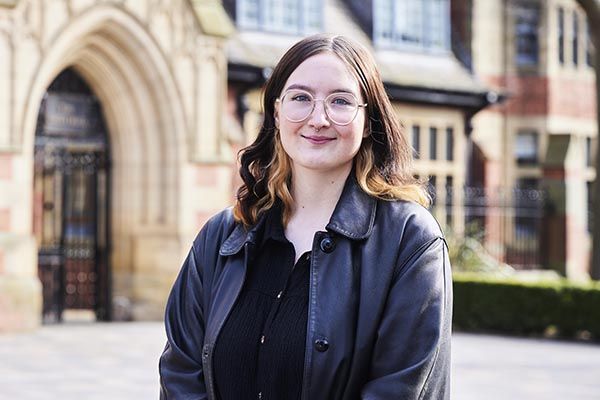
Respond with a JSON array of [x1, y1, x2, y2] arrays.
[[301, 134, 336, 145]]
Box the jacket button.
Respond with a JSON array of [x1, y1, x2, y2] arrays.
[[319, 236, 335, 253], [314, 338, 329, 352]]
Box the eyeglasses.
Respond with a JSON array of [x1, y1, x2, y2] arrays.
[[276, 89, 367, 126]]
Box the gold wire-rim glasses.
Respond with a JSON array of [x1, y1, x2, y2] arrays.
[[276, 89, 367, 126]]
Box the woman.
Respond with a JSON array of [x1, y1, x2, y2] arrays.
[[159, 34, 452, 400]]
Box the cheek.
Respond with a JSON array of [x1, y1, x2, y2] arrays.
[[343, 118, 367, 142], [279, 120, 302, 137], [278, 121, 301, 152]]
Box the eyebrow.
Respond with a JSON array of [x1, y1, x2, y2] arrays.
[[284, 83, 356, 95]]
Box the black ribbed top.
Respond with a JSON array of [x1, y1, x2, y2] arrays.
[[213, 206, 310, 400]]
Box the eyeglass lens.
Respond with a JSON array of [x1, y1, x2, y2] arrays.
[[280, 90, 360, 125]]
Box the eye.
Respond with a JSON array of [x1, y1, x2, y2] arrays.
[[329, 95, 355, 107], [290, 93, 311, 102]]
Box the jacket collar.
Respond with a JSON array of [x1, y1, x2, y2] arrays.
[[325, 173, 376, 240], [219, 174, 377, 256]]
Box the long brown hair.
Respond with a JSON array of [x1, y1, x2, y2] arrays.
[[233, 34, 429, 227]]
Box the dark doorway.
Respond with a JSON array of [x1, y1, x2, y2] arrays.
[[33, 68, 111, 323]]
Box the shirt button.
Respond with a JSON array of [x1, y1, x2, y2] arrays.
[[314, 338, 329, 352], [258, 391, 262, 399], [276, 291, 283, 299], [260, 335, 265, 344]]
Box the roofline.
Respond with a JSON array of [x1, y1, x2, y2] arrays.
[[384, 83, 503, 112], [228, 62, 503, 112], [228, 63, 268, 87]]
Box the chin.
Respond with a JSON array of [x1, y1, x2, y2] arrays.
[[296, 160, 352, 174]]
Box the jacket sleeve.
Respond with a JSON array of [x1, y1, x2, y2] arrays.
[[159, 236, 208, 399], [361, 237, 452, 400]]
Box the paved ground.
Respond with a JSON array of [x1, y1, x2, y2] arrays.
[[1, 322, 599, 399], [452, 333, 600, 399]]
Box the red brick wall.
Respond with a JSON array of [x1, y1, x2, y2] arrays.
[[482, 75, 549, 115], [548, 78, 596, 119], [480, 75, 596, 119]]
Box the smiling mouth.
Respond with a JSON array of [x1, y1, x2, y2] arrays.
[[301, 135, 336, 144]]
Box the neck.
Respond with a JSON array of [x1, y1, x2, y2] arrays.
[[290, 164, 352, 222]]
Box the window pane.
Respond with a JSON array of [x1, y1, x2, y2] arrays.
[[304, 0, 322, 32], [237, 0, 322, 34], [374, 0, 394, 44], [237, 0, 259, 29], [515, 178, 540, 239], [412, 125, 421, 159], [445, 175, 453, 227], [515, 4, 539, 66], [587, 19, 594, 67], [446, 127, 454, 161], [424, 0, 448, 50], [515, 131, 538, 165], [429, 175, 437, 206], [395, 0, 422, 47], [573, 11, 579, 66], [373, 0, 449, 51], [588, 181, 594, 232], [429, 127, 438, 160], [559, 7, 565, 65]]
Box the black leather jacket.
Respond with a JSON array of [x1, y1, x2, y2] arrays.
[[159, 177, 452, 399]]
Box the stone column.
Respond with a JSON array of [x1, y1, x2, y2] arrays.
[[542, 134, 590, 279], [0, 153, 42, 332]]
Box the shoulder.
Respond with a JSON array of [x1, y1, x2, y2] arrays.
[[376, 199, 444, 241], [374, 199, 448, 276], [192, 207, 239, 252]]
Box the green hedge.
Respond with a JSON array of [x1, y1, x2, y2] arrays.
[[453, 273, 600, 340]]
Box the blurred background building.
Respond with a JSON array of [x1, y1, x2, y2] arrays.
[[0, 0, 595, 331]]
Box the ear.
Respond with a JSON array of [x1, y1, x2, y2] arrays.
[[363, 120, 370, 138]]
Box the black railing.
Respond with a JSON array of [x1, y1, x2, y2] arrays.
[[438, 186, 547, 269]]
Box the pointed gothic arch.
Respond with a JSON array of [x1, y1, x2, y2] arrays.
[[21, 5, 190, 320]]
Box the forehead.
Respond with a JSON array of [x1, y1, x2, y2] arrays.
[[283, 52, 360, 94]]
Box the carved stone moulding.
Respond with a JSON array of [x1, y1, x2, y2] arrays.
[[0, 0, 18, 9]]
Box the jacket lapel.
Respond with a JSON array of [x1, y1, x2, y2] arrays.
[[326, 175, 377, 240]]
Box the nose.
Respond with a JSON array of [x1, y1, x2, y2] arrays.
[[307, 99, 330, 129]]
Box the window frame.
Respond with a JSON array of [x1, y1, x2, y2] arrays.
[[373, 0, 450, 53], [515, 2, 540, 67], [236, 0, 322, 35], [515, 130, 539, 166]]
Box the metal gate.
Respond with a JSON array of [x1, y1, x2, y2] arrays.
[[33, 77, 110, 323], [460, 186, 547, 269]]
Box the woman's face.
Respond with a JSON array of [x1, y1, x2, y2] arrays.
[[274, 52, 367, 176]]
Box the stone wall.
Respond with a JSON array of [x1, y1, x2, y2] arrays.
[[0, 0, 234, 331]]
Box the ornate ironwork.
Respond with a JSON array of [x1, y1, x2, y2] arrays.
[[34, 72, 111, 323], [442, 186, 548, 269]]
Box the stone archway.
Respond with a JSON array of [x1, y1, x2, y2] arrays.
[[22, 7, 189, 320], [0, 0, 231, 330]]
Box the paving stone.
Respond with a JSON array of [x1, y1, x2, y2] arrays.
[[1, 322, 600, 399]]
